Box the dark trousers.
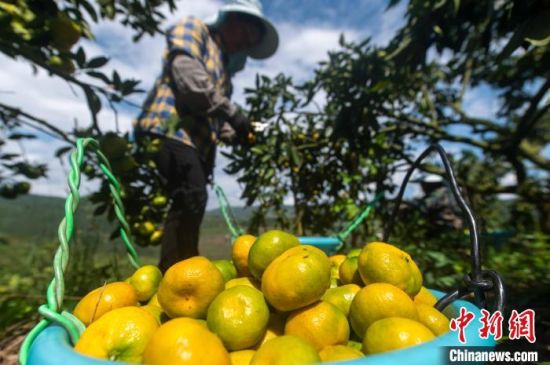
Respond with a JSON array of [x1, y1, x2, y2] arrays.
[[154, 138, 209, 273]]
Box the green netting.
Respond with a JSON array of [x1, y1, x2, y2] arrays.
[[19, 138, 142, 365], [336, 193, 383, 242], [213, 184, 244, 240], [213, 183, 382, 245]]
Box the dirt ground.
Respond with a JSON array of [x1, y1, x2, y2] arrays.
[[0, 320, 35, 365]]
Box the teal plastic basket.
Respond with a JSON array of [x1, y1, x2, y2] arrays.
[[22, 142, 504, 365], [298, 236, 342, 254], [27, 290, 495, 365]]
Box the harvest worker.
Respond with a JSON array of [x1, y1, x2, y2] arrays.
[[135, 0, 279, 272]]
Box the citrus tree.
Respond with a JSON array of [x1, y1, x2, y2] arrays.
[[225, 74, 399, 239], [226, 0, 549, 237], [0, 0, 178, 243], [0, 0, 177, 184], [224, 0, 549, 295]]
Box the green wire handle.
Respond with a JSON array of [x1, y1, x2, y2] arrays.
[[336, 193, 383, 242], [19, 138, 142, 365], [214, 183, 382, 244], [214, 183, 245, 241]]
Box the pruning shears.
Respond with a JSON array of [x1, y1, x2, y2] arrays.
[[247, 121, 270, 144], [250, 121, 270, 132]]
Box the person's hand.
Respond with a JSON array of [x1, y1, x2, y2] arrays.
[[229, 111, 251, 143], [219, 122, 237, 145]]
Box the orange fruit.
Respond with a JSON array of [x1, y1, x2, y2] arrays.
[[262, 245, 331, 312], [339, 257, 363, 285], [349, 283, 417, 339], [207, 286, 270, 350], [50, 12, 81, 51], [73, 281, 138, 326], [74, 306, 158, 363], [250, 335, 320, 365], [329, 254, 346, 278], [138, 221, 155, 236], [141, 303, 163, 324], [254, 311, 287, 349], [232, 234, 256, 277], [357, 242, 422, 296], [157, 256, 224, 319], [213, 259, 238, 283], [319, 345, 363, 362], [321, 284, 361, 316], [48, 55, 75, 74], [150, 229, 163, 246], [413, 288, 456, 318], [143, 318, 230, 365], [147, 293, 161, 308], [248, 230, 300, 280], [230, 350, 256, 365], [284, 301, 349, 351], [347, 340, 363, 352], [128, 264, 162, 302], [328, 255, 346, 288], [99, 133, 128, 160], [414, 286, 438, 306], [362, 317, 435, 354], [347, 248, 362, 258], [152, 195, 167, 207], [225, 277, 261, 291], [415, 303, 450, 336]]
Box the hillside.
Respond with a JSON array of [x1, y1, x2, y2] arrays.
[[0, 195, 254, 261]]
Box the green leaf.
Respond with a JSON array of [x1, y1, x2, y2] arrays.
[[386, 0, 401, 9], [453, 0, 460, 13], [84, 88, 102, 115], [289, 145, 302, 167], [525, 36, 550, 47], [523, 11, 550, 46], [8, 133, 35, 140], [0, 153, 19, 160], [55, 146, 72, 158], [86, 71, 111, 84], [112, 71, 121, 86], [385, 34, 412, 60], [80, 0, 98, 22], [498, 11, 550, 60], [75, 47, 86, 68], [87, 56, 109, 69]]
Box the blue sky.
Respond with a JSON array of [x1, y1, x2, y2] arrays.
[[0, 0, 513, 208]]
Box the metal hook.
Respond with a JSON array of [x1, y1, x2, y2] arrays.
[[383, 144, 505, 313]]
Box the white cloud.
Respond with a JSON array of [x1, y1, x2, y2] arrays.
[[463, 85, 499, 121], [372, 3, 406, 46], [499, 172, 517, 186]]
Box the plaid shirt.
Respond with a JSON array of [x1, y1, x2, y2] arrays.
[[135, 16, 229, 165]]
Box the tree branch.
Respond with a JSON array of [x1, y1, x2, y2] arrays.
[[513, 78, 550, 146], [448, 102, 506, 133], [0, 102, 73, 144], [392, 113, 496, 151], [518, 147, 550, 171]]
